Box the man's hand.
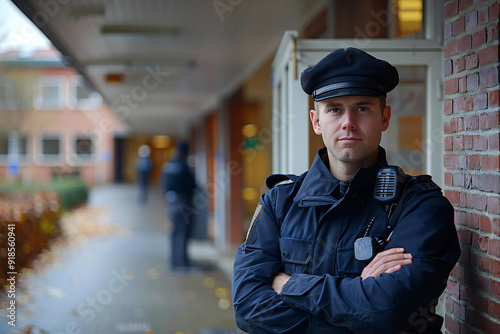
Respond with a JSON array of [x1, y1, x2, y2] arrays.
[[272, 272, 291, 293], [361, 247, 412, 280]]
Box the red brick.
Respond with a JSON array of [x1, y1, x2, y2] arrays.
[[479, 112, 490, 130], [468, 210, 481, 228], [473, 135, 488, 151], [473, 92, 487, 110], [467, 73, 479, 92], [445, 172, 453, 186], [488, 300, 500, 322], [492, 258, 500, 276], [468, 154, 480, 169], [480, 67, 499, 88], [450, 117, 458, 132], [444, 59, 453, 76], [454, 301, 466, 320], [489, 111, 500, 128], [459, 35, 472, 53], [464, 114, 479, 130], [445, 22, 454, 40], [444, 154, 459, 169], [459, 0, 474, 13], [457, 116, 465, 131], [479, 174, 500, 193], [445, 189, 460, 204], [445, 136, 453, 151], [480, 215, 491, 233], [480, 154, 500, 169], [453, 57, 465, 73], [451, 263, 466, 282], [493, 280, 500, 298], [489, 238, 500, 257], [445, 40, 459, 57], [445, 0, 459, 19], [493, 217, 500, 235], [458, 154, 468, 169], [460, 191, 467, 207], [479, 45, 500, 66], [444, 118, 454, 134], [478, 6, 488, 25], [446, 78, 459, 95], [455, 210, 467, 224], [464, 135, 472, 149], [454, 96, 474, 113], [445, 314, 460, 333], [490, 90, 499, 107], [457, 228, 471, 244], [473, 28, 486, 48], [465, 10, 478, 29], [487, 22, 499, 43], [447, 279, 460, 298], [490, 2, 500, 21], [453, 172, 465, 187], [469, 289, 488, 312], [465, 53, 478, 70], [445, 99, 453, 115], [488, 196, 500, 215], [459, 76, 467, 93], [453, 136, 464, 150], [454, 17, 466, 35], [471, 251, 491, 271], [489, 133, 499, 150]]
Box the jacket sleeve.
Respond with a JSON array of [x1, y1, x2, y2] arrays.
[[232, 191, 318, 333], [279, 188, 460, 333]]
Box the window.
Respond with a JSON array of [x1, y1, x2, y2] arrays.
[[40, 136, 62, 160], [0, 132, 29, 164], [73, 76, 101, 110], [36, 77, 64, 110], [74, 136, 94, 158]]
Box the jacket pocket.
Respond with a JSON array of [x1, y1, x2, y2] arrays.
[[337, 246, 366, 278], [279, 238, 312, 275]]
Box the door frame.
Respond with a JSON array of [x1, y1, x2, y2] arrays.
[[271, 33, 445, 186]]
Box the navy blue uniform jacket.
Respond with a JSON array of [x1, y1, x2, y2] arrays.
[[232, 147, 460, 333]]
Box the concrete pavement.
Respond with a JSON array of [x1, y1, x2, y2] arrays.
[[0, 184, 239, 334]]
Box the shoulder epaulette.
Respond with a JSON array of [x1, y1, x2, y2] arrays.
[[411, 174, 441, 193], [265, 174, 298, 189]]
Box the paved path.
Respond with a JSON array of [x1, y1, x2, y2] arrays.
[[0, 184, 239, 334]]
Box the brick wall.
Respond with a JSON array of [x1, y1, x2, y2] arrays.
[[443, 0, 500, 333]]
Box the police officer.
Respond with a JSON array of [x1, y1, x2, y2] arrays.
[[135, 145, 153, 203], [232, 48, 460, 333], [161, 142, 197, 270]]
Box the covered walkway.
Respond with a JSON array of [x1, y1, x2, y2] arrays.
[[0, 184, 238, 334]]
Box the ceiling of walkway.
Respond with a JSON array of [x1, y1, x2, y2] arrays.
[[12, 0, 327, 135]]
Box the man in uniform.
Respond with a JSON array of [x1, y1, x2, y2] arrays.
[[232, 48, 460, 333], [161, 142, 197, 270]]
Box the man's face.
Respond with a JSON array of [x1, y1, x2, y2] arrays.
[[310, 95, 391, 170]]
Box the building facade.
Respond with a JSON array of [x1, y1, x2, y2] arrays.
[[0, 48, 128, 185]]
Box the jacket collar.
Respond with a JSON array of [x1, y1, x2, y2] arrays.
[[294, 146, 388, 206]]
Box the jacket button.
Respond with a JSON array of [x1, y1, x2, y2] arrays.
[[283, 252, 289, 258]]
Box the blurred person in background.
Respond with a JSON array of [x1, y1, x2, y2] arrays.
[[135, 144, 153, 204], [161, 141, 197, 270]]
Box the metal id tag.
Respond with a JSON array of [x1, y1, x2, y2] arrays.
[[354, 237, 376, 261]]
